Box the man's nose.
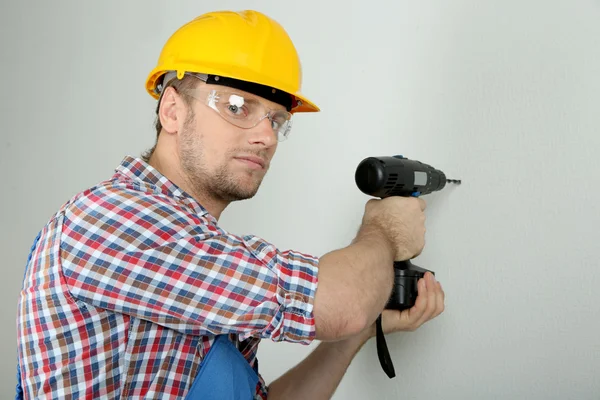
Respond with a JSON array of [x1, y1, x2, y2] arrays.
[[247, 116, 277, 146]]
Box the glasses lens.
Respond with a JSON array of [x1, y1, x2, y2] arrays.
[[269, 111, 292, 141], [184, 87, 294, 141], [208, 91, 268, 129]]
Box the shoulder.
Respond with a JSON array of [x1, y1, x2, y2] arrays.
[[60, 175, 213, 251]]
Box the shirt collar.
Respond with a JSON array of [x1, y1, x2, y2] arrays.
[[114, 155, 215, 222]]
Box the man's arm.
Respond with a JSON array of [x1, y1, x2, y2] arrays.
[[312, 223, 395, 341], [267, 330, 369, 400], [267, 272, 444, 400], [60, 184, 319, 344], [312, 196, 427, 341]]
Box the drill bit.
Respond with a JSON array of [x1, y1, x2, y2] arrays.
[[447, 179, 462, 184]]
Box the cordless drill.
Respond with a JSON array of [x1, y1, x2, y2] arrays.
[[354, 155, 461, 378]]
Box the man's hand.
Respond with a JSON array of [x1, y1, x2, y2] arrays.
[[363, 271, 445, 340], [267, 272, 444, 399]]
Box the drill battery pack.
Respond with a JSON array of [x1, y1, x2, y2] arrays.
[[386, 260, 435, 310]]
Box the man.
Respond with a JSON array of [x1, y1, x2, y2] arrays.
[[16, 9, 444, 399]]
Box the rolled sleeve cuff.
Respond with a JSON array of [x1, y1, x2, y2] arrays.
[[243, 235, 319, 344]]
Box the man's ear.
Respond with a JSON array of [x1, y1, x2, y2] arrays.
[[158, 87, 182, 135]]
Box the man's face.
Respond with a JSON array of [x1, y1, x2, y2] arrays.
[[177, 83, 283, 203]]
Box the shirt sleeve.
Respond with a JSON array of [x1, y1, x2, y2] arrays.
[[59, 183, 319, 344], [256, 374, 269, 399]]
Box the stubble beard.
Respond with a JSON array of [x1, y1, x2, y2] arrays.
[[180, 114, 266, 203]]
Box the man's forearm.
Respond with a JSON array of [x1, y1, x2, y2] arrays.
[[266, 332, 371, 399], [313, 223, 395, 340]]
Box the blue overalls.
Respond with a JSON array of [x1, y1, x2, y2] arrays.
[[16, 231, 259, 400], [184, 334, 259, 399]]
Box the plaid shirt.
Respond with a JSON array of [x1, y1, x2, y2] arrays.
[[16, 156, 320, 399]]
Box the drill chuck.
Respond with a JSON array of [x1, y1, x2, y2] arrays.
[[355, 155, 447, 198]]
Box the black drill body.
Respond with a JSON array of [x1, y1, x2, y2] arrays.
[[355, 155, 448, 199], [355, 155, 452, 311], [354, 155, 459, 379]]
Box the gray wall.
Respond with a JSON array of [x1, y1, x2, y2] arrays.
[[2, 1, 599, 398]]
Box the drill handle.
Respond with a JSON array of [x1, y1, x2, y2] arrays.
[[377, 259, 436, 379], [385, 260, 434, 311]]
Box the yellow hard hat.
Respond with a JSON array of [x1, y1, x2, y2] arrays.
[[145, 10, 319, 114]]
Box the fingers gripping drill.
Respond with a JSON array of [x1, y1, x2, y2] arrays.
[[354, 155, 461, 379]]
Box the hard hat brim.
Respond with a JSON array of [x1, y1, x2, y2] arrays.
[[146, 68, 320, 114]]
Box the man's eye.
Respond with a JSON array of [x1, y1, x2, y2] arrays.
[[228, 104, 242, 115]]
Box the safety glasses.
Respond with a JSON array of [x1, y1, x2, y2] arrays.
[[180, 84, 294, 142]]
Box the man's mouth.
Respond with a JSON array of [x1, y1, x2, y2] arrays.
[[234, 155, 266, 170]]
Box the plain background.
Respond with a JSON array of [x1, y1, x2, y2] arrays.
[[2, 1, 600, 398]]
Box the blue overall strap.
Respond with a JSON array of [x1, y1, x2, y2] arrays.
[[185, 335, 259, 400]]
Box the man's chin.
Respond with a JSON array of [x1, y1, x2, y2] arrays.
[[237, 184, 261, 200], [220, 181, 262, 202], [223, 190, 258, 202]]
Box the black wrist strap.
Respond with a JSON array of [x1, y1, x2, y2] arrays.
[[375, 314, 396, 378]]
